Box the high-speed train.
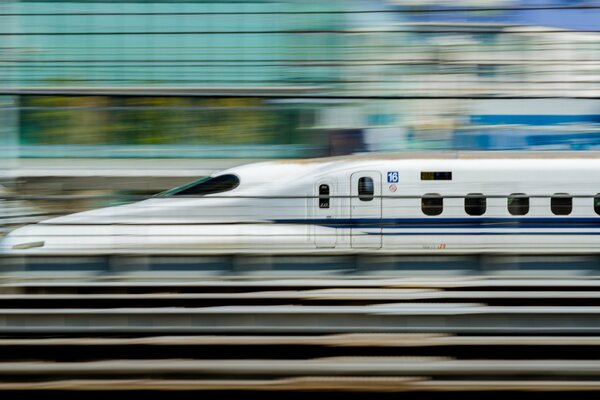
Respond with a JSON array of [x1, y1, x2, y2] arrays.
[[4, 152, 600, 255]]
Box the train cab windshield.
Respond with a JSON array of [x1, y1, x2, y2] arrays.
[[156, 174, 240, 197]]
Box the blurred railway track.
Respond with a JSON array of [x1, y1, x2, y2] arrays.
[[0, 275, 599, 395]]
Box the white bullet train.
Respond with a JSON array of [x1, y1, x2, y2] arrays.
[[4, 152, 600, 255]]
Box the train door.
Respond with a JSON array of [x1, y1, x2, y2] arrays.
[[314, 179, 336, 248], [350, 171, 382, 249]]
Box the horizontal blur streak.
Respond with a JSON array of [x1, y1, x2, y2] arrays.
[[0, 273, 599, 392]]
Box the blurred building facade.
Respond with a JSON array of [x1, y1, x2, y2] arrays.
[[3, 0, 600, 164]]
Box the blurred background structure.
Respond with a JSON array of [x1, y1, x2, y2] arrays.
[[3, 0, 600, 220]]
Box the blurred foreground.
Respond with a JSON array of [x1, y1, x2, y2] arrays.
[[0, 266, 600, 396]]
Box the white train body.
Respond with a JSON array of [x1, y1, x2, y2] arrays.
[[4, 153, 600, 254]]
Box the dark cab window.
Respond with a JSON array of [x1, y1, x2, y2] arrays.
[[157, 174, 240, 197], [358, 177, 374, 202], [422, 193, 443, 216], [319, 184, 330, 209]]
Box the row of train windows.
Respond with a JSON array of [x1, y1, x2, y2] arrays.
[[320, 184, 599, 217], [320, 182, 600, 216], [422, 193, 596, 216], [351, 179, 577, 216]]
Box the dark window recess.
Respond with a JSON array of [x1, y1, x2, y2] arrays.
[[422, 193, 443, 216], [508, 193, 529, 216], [421, 171, 452, 181], [158, 174, 240, 197], [319, 184, 330, 209], [358, 177, 374, 201], [551, 193, 572, 216], [595, 194, 600, 215], [465, 193, 486, 216]]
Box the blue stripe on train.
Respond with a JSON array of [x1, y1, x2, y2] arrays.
[[377, 232, 600, 235], [273, 217, 600, 229]]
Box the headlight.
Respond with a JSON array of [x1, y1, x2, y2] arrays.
[[12, 241, 45, 250]]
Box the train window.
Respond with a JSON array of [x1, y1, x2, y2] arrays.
[[422, 193, 443, 216], [358, 177, 374, 202], [508, 193, 529, 215], [465, 193, 486, 216], [157, 174, 240, 197], [551, 193, 572, 216], [595, 194, 600, 215], [319, 184, 330, 209]]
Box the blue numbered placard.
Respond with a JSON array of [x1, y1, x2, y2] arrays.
[[387, 171, 399, 183]]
